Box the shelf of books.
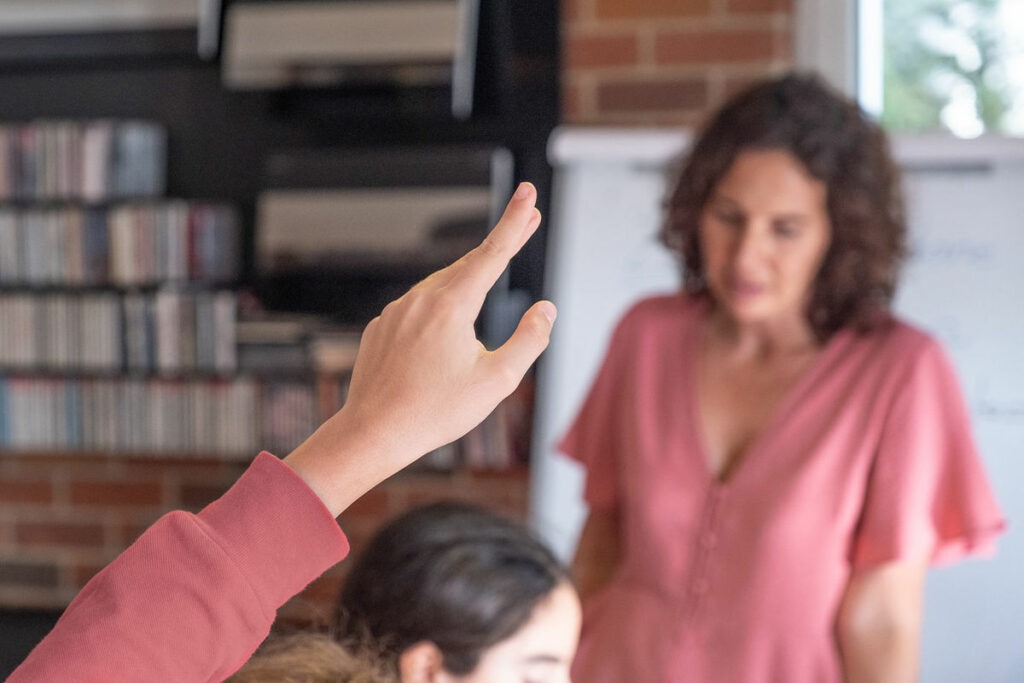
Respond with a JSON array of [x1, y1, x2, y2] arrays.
[[0, 119, 526, 471], [230, 313, 528, 472], [0, 119, 274, 459]]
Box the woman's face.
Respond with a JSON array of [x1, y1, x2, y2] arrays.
[[441, 581, 581, 683], [699, 148, 831, 331]]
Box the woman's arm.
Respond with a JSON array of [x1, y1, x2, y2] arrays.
[[836, 559, 928, 683], [572, 508, 622, 602]]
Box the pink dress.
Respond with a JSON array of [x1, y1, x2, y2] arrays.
[[9, 452, 349, 682], [561, 294, 1005, 683]]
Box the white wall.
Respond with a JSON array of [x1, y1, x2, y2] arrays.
[[529, 128, 685, 560]]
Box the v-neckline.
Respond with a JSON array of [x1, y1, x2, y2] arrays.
[[683, 302, 848, 488]]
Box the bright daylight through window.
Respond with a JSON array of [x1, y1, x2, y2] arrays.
[[860, 0, 1024, 137]]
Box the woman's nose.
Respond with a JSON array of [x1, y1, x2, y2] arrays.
[[732, 225, 765, 271]]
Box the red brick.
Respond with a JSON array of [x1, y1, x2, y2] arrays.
[[17, 521, 104, 548], [722, 71, 780, 100], [466, 467, 530, 482], [71, 561, 108, 588], [399, 489, 461, 510], [1, 452, 99, 466], [727, 0, 792, 13], [655, 28, 783, 65], [383, 469, 530, 511], [299, 572, 343, 605], [122, 458, 246, 481], [277, 599, 334, 631], [279, 572, 345, 629], [180, 482, 231, 510], [70, 481, 163, 507], [113, 516, 162, 546], [562, 0, 583, 22], [0, 480, 53, 505], [399, 487, 526, 522], [565, 32, 639, 69], [340, 488, 390, 518], [336, 517, 386, 553], [595, 0, 711, 20], [596, 76, 709, 113], [563, 80, 584, 121], [9, 456, 113, 480]]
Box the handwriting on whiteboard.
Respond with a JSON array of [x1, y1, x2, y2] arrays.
[[910, 238, 996, 267]]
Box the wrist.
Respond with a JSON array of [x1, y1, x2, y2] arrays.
[[283, 407, 400, 517]]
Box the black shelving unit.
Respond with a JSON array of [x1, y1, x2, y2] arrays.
[[0, 1, 561, 301]]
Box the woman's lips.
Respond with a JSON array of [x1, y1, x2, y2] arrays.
[[730, 280, 766, 298]]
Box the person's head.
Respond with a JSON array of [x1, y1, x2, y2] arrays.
[[661, 71, 907, 339], [228, 632, 397, 683], [336, 502, 581, 683]]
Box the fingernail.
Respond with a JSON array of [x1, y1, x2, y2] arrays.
[[539, 301, 557, 322], [514, 182, 532, 200]]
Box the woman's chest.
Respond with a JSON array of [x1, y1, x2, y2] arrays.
[[695, 353, 818, 481], [618, 347, 895, 570]]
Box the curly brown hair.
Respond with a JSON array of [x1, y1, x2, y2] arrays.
[[661, 72, 907, 339]]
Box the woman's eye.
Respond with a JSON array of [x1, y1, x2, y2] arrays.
[[715, 211, 743, 227], [773, 222, 799, 238]]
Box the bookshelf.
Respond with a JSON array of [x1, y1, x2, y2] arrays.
[[0, 119, 531, 468], [0, 5, 556, 652], [0, 118, 255, 456]]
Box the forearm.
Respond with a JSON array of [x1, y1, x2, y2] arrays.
[[837, 618, 921, 682], [572, 509, 621, 602], [836, 561, 926, 683]]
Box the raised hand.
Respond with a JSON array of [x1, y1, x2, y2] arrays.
[[285, 182, 556, 515]]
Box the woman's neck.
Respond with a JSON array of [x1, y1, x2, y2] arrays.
[[705, 305, 820, 362]]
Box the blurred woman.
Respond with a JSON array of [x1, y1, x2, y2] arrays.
[[564, 73, 1004, 682]]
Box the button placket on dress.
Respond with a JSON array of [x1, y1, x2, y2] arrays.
[[677, 485, 728, 656]]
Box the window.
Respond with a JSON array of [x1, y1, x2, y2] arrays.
[[797, 0, 1024, 137]]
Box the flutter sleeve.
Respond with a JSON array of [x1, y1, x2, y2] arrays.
[[557, 312, 634, 511], [851, 337, 1006, 569]]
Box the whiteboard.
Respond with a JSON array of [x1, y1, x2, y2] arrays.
[[530, 127, 1024, 682]]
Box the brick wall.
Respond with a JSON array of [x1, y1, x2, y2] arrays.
[[563, 0, 795, 125], [0, 450, 528, 626], [0, 385, 533, 624], [0, 455, 248, 609]]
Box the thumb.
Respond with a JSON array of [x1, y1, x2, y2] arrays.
[[488, 301, 557, 390]]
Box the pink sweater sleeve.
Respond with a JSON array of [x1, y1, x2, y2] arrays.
[[8, 452, 350, 683]]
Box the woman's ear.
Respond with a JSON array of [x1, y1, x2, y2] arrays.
[[399, 641, 446, 683]]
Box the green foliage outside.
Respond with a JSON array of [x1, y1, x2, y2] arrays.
[[883, 0, 1022, 135]]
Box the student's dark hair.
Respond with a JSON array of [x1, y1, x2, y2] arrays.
[[335, 501, 571, 676], [661, 71, 908, 339]]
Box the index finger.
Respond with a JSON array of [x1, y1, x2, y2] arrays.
[[445, 182, 541, 305]]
